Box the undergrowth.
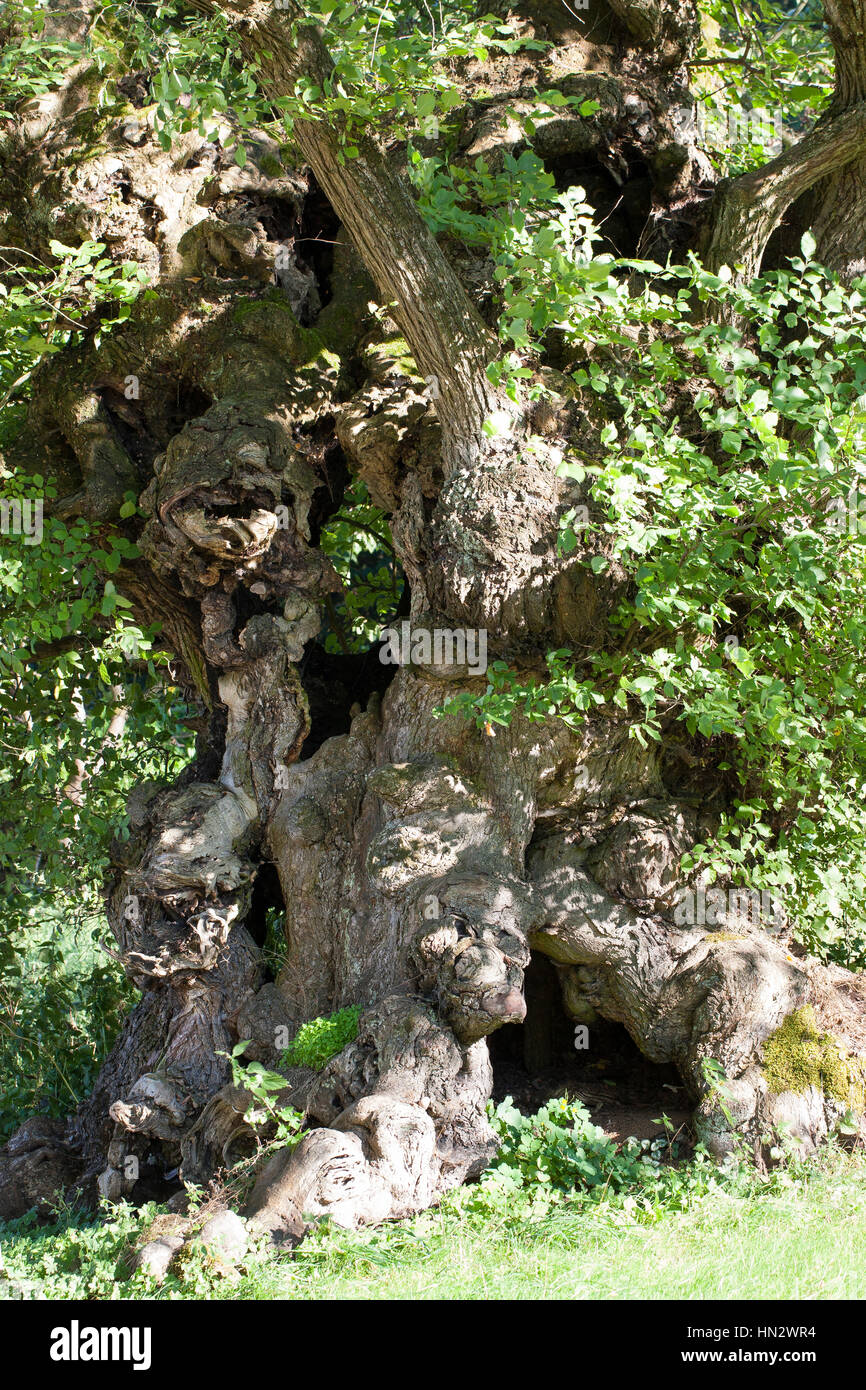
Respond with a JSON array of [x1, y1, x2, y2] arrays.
[[1, 1095, 863, 1301]]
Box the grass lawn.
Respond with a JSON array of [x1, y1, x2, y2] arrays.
[[3, 1154, 866, 1300], [267, 1163, 866, 1300]]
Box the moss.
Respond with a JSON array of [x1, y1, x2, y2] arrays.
[[279, 1004, 362, 1071], [257, 153, 286, 180], [64, 98, 132, 164], [230, 293, 327, 366], [762, 1007, 865, 1108], [231, 291, 297, 325], [365, 335, 419, 379]]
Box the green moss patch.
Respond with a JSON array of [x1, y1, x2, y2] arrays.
[[365, 335, 418, 379], [279, 1004, 362, 1071], [763, 1006, 865, 1108]]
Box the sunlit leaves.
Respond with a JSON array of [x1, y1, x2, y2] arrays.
[[319, 479, 401, 652]]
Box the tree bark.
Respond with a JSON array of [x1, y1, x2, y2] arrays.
[[1, 0, 865, 1239], [191, 0, 501, 465], [807, 0, 866, 280]]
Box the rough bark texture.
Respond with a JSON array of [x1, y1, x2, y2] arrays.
[[2, 0, 866, 1238]]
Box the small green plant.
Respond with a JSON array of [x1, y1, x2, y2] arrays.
[[279, 1005, 363, 1071], [260, 906, 288, 979], [701, 1057, 738, 1130], [225, 1042, 304, 1150], [319, 480, 400, 653], [439, 648, 605, 732]]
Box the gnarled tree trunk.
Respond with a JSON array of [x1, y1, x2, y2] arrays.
[[2, 0, 866, 1238]]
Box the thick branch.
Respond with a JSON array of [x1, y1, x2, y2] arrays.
[[703, 99, 866, 278], [606, 0, 700, 59], [808, 1, 866, 280], [192, 0, 499, 463], [823, 0, 866, 108]]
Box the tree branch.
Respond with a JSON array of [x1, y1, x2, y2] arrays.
[[190, 0, 499, 465], [806, 1, 866, 280], [823, 0, 866, 109], [703, 98, 866, 279]]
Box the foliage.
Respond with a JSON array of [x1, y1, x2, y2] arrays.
[[4, 1112, 865, 1301], [2, 0, 825, 179], [0, 0, 86, 119], [267, 1146, 866, 1300], [319, 480, 400, 652], [0, 1200, 153, 1300], [411, 144, 600, 399], [0, 239, 148, 429], [0, 474, 196, 1133], [440, 649, 604, 733], [468, 1095, 692, 1217], [272, 0, 536, 153], [227, 1042, 305, 1150], [410, 137, 598, 264], [438, 221, 866, 966], [279, 1005, 363, 1071], [577, 247, 866, 964], [0, 234, 191, 1135], [693, 1, 832, 177], [413, 103, 866, 966], [0, 895, 131, 1142], [0, 0, 539, 168]]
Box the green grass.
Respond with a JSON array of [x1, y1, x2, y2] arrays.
[[257, 1162, 866, 1300], [3, 1152, 866, 1301]]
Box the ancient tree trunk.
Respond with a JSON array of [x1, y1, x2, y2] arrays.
[[2, 0, 865, 1236]]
